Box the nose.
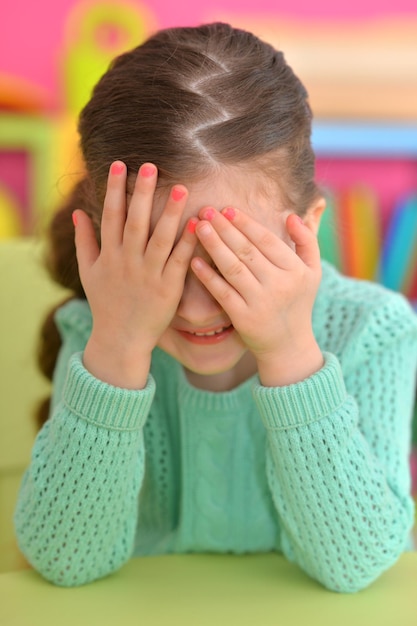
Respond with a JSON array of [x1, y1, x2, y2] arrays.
[[176, 271, 224, 325]]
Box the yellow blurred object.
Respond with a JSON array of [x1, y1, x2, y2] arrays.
[[53, 113, 84, 199], [0, 186, 23, 239], [62, 0, 156, 115]]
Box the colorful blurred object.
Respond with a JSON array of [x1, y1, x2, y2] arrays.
[[0, 0, 156, 236], [318, 187, 417, 303], [0, 0, 416, 299], [380, 194, 417, 295], [0, 115, 55, 234], [319, 185, 381, 281], [62, 0, 155, 115], [338, 186, 381, 280], [0, 74, 51, 114]]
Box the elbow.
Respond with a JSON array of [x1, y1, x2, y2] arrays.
[[319, 569, 382, 594], [314, 547, 406, 594], [15, 533, 131, 587], [14, 510, 135, 587], [307, 505, 415, 594], [16, 545, 108, 587], [21, 550, 128, 587]]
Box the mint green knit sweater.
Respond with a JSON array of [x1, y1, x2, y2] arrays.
[[14, 262, 417, 592]]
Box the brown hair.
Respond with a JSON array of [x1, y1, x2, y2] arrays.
[[36, 22, 320, 427]]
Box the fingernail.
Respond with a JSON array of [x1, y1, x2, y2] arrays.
[[202, 208, 216, 221], [72, 212, 77, 227], [110, 162, 125, 176], [171, 187, 186, 202], [222, 207, 236, 221], [140, 164, 156, 177], [187, 217, 198, 234]]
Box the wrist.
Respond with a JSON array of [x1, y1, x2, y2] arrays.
[[83, 334, 152, 389], [256, 337, 324, 387]]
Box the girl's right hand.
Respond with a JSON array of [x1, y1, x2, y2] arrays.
[[73, 161, 197, 389]]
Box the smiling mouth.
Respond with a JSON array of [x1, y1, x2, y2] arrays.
[[178, 325, 234, 344]]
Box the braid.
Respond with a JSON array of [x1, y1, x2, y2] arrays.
[[35, 177, 98, 428]]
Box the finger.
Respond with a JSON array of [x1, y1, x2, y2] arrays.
[[197, 208, 269, 279], [145, 185, 189, 267], [216, 206, 296, 270], [194, 218, 256, 298], [73, 210, 100, 276], [164, 217, 199, 282], [191, 255, 244, 313], [286, 214, 321, 269], [100, 161, 128, 251], [123, 163, 158, 253]]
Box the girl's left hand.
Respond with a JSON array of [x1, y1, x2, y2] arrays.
[[191, 207, 324, 386]]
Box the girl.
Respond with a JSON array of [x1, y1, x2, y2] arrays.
[[14, 22, 417, 592]]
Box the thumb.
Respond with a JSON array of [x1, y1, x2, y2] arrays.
[[286, 214, 321, 269], [73, 210, 100, 275]]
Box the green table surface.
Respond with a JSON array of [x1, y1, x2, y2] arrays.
[[1, 553, 416, 626]]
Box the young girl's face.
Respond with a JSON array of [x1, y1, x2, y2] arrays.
[[152, 169, 321, 391]]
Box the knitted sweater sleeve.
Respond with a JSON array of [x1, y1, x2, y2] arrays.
[[14, 302, 156, 586], [253, 296, 417, 593]]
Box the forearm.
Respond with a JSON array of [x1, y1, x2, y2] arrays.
[[266, 414, 414, 593], [254, 353, 415, 592], [14, 354, 155, 586]]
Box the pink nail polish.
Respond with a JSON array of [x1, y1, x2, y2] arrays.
[[222, 207, 236, 221], [187, 218, 198, 234], [72, 212, 77, 227], [140, 164, 156, 177], [172, 187, 186, 202], [110, 162, 125, 175], [203, 208, 216, 221]]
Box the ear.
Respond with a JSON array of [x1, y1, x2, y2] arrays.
[[303, 196, 326, 236]]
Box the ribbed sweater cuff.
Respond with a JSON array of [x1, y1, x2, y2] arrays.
[[62, 352, 156, 431], [253, 352, 347, 430]]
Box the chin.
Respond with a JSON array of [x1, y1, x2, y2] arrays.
[[158, 335, 256, 390], [178, 352, 244, 376]]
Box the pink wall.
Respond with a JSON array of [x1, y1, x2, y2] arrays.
[[1, 0, 417, 103]]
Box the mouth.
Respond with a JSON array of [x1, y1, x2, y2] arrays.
[[177, 324, 234, 345]]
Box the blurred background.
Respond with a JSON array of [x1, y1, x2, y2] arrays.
[[0, 0, 416, 572], [0, 0, 416, 296]]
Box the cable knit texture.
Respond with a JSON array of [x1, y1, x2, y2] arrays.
[[14, 262, 417, 591]]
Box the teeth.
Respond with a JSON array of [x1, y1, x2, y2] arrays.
[[193, 327, 226, 337]]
